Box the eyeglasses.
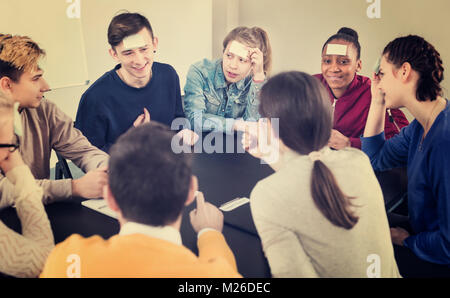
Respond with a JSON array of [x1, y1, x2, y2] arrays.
[[0, 133, 20, 153]]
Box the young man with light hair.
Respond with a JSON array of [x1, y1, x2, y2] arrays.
[[0, 34, 109, 204]]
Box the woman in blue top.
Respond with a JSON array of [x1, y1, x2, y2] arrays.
[[184, 26, 272, 133], [362, 35, 450, 277]]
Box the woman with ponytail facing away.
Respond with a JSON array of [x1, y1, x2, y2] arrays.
[[244, 72, 400, 277]]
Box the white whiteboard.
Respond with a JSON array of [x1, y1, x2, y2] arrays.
[[1, 0, 89, 89]]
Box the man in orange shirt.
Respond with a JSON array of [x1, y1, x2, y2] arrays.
[[40, 122, 241, 278]]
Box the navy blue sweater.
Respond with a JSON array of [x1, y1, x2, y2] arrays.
[[75, 62, 184, 152], [362, 100, 450, 265]]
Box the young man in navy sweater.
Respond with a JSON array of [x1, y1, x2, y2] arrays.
[[76, 12, 196, 152]]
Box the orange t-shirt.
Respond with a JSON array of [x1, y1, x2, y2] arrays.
[[40, 230, 241, 278]]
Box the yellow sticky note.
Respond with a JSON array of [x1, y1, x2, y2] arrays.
[[229, 41, 249, 59], [326, 44, 348, 56], [123, 34, 146, 51]]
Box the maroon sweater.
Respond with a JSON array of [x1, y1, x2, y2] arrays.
[[314, 74, 409, 148]]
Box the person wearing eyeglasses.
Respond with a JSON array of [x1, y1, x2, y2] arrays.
[[0, 133, 19, 154], [0, 92, 54, 278]]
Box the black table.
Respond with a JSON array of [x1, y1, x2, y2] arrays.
[[190, 132, 408, 235], [376, 167, 408, 212], [0, 132, 407, 278], [190, 132, 274, 236], [0, 132, 272, 278]]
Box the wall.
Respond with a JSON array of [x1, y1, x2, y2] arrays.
[[6, 0, 450, 167], [237, 0, 449, 87], [3, 0, 212, 167], [212, 0, 239, 59], [45, 0, 213, 120], [237, 0, 450, 122], [9, 0, 449, 123], [1, 0, 90, 91]]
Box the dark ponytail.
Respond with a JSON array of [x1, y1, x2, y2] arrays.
[[383, 35, 444, 102], [259, 72, 359, 229], [322, 27, 361, 59], [311, 161, 358, 229]]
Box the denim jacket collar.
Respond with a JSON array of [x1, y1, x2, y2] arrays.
[[214, 59, 227, 89]]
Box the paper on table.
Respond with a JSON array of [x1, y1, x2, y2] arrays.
[[219, 197, 250, 212], [81, 199, 117, 219]]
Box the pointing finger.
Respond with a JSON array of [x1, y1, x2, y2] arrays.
[[143, 108, 151, 121], [196, 191, 205, 210]]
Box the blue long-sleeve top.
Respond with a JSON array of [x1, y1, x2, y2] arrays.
[[361, 100, 450, 265], [75, 62, 184, 152]]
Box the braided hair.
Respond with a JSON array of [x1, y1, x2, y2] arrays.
[[383, 35, 444, 102]]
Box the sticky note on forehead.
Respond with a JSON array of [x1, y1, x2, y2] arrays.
[[326, 44, 348, 56], [123, 34, 146, 50], [229, 41, 249, 59]]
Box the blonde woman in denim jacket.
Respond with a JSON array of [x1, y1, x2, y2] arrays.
[[184, 27, 272, 134]]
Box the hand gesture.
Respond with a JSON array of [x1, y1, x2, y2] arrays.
[[176, 129, 200, 146], [133, 108, 151, 127], [328, 129, 351, 150], [72, 166, 108, 199], [233, 119, 258, 134], [390, 227, 410, 246], [189, 192, 224, 233], [249, 48, 265, 81], [241, 119, 280, 164], [371, 73, 386, 106]]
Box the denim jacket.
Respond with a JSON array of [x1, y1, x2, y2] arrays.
[[183, 58, 265, 133]]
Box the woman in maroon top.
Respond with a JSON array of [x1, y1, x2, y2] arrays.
[[314, 27, 409, 149]]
